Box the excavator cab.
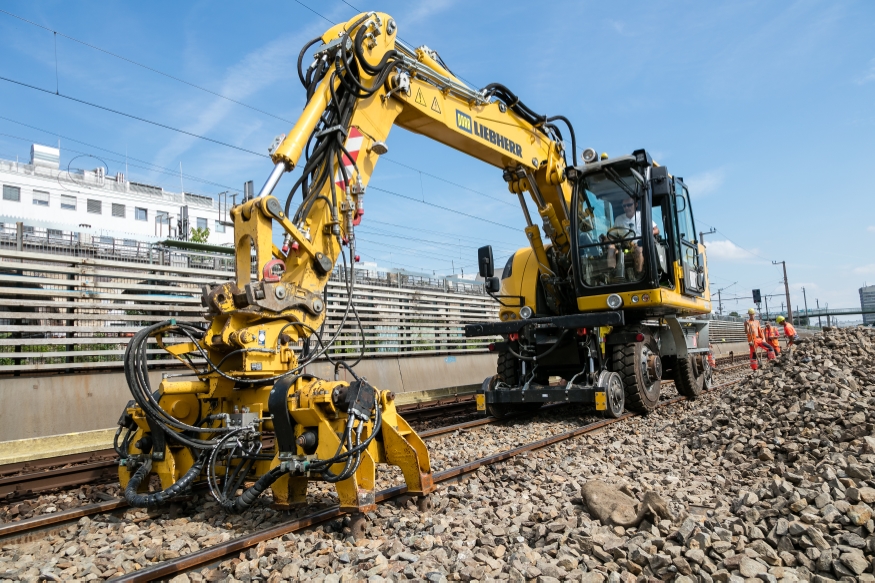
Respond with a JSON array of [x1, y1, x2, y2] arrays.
[[472, 149, 712, 419], [567, 149, 710, 316]]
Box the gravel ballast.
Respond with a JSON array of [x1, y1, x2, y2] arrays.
[[3, 326, 873, 582]]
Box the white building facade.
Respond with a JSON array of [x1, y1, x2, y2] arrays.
[[0, 144, 234, 246]]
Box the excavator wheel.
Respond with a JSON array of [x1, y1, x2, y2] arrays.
[[674, 354, 705, 399], [612, 330, 661, 413], [487, 353, 542, 419]]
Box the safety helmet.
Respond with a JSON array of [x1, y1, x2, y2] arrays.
[[748, 308, 756, 315], [776, 316, 785, 323]]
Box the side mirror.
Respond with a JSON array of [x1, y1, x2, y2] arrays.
[[485, 276, 500, 293], [477, 245, 494, 278]]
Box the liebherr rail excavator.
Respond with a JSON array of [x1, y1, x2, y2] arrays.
[[115, 11, 712, 515]]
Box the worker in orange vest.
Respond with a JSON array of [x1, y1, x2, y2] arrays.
[[764, 322, 781, 355], [745, 308, 775, 369], [776, 316, 803, 350]]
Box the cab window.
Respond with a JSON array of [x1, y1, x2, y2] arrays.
[[576, 170, 648, 288]]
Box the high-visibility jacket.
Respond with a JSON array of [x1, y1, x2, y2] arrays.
[[782, 322, 797, 338], [764, 326, 780, 341], [745, 319, 765, 343]]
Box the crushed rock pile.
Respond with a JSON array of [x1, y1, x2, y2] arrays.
[[3, 327, 875, 583], [670, 325, 875, 582]]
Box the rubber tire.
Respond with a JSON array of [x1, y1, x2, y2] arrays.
[[488, 353, 542, 418], [675, 354, 705, 399], [613, 337, 661, 414]]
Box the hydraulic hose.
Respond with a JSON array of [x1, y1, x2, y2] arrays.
[[124, 454, 206, 508], [219, 466, 286, 514]]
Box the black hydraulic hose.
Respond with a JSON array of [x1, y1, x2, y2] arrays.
[[507, 344, 535, 362], [352, 25, 398, 75], [507, 329, 571, 363], [545, 115, 577, 167], [297, 36, 323, 87], [124, 324, 227, 444], [219, 465, 286, 514], [124, 454, 206, 508]]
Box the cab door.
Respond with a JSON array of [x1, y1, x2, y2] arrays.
[[674, 179, 705, 296]]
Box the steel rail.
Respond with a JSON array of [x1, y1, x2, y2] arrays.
[[112, 375, 746, 582], [0, 363, 747, 501]]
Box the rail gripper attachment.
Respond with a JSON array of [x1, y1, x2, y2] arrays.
[[268, 374, 316, 458]]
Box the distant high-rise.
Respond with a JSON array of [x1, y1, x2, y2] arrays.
[[861, 285, 875, 326]]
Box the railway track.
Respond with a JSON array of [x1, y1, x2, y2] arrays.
[[0, 366, 749, 581], [112, 374, 748, 582], [0, 394, 479, 502], [0, 360, 749, 502]]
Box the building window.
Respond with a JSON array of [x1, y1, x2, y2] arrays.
[[48, 229, 63, 240], [3, 185, 20, 202], [112, 203, 125, 218], [33, 190, 50, 206], [215, 220, 226, 233], [60, 195, 77, 210], [87, 199, 102, 214], [135, 207, 147, 221], [196, 217, 208, 231], [156, 211, 170, 225], [98, 236, 114, 245], [123, 239, 137, 247]]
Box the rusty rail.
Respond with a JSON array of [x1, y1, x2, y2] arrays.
[[113, 376, 746, 582]]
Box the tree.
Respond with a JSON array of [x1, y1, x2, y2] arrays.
[[190, 227, 210, 243], [729, 311, 739, 317]]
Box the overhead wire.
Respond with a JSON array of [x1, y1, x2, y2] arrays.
[[0, 75, 270, 159], [0, 6, 531, 240], [0, 8, 298, 126]]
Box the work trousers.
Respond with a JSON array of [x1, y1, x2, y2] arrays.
[[749, 339, 775, 358]]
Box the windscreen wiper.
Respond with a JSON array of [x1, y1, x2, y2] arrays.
[[604, 167, 638, 200]]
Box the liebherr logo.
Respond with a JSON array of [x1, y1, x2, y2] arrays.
[[456, 110, 472, 133], [455, 109, 522, 158]]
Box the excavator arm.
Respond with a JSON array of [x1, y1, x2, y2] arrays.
[[117, 12, 579, 515], [217, 11, 578, 344]]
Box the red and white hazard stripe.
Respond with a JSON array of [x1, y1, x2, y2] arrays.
[[334, 127, 364, 188]]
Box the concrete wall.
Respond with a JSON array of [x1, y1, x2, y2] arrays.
[[0, 353, 498, 442]]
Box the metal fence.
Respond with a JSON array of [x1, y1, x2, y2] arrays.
[[0, 243, 497, 375]]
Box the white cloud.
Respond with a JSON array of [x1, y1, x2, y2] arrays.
[[867, 225, 875, 233], [605, 19, 632, 36], [854, 264, 875, 275], [685, 168, 726, 197], [704, 239, 759, 262], [151, 20, 328, 170], [403, 0, 458, 26], [855, 57, 875, 85]]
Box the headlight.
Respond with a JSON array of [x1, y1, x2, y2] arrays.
[[631, 295, 639, 303], [582, 148, 598, 164], [607, 294, 623, 309], [519, 305, 533, 319]]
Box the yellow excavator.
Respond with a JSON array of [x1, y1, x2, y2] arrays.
[[115, 11, 711, 516]]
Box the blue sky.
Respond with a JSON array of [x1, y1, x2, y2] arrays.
[[0, 1, 873, 319]]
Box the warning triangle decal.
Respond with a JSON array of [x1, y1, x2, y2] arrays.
[[431, 97, 441, 113], [415, 88, 427, 106]]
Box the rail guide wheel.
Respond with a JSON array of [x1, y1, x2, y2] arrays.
[[613, 330, 662, 413], [598, 371, 625, 418]]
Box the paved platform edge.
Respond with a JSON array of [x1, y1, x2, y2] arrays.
[[0, 385, 481, 465], [0, 428, 117, 466]]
